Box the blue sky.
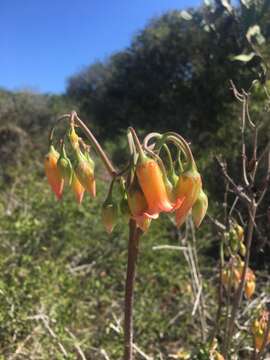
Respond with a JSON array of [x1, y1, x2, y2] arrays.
[[1, 0, 201, 94]]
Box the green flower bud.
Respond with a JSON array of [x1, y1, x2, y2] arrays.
[[239, 242, 246, 257], [102, 199, 118, 233], [192, 189, 208, 228], [57, 143, 73, 186], [101, 181, 118, 233]]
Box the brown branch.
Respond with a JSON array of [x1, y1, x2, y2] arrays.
[[215, 156, 251, 205], [224, 200, 257, 357]]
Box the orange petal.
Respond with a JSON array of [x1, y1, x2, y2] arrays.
[[174, 170, 202, 227], [72, 175, 85, 204], [44, 147, 64, 200], [136, 157, 173, 215]]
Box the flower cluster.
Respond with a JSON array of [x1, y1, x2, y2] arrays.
[[44, 122, 207, 233], [44, 124, 96, 204], [221, 223, 255, 299], [252, 309, 270, 351], [101, 129, 207, 232], [221, 255, 256, 299], [224, 223, 246, 257]]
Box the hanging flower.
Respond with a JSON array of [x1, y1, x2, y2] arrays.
[[75, 149, 96, 198], [174, 168, 202, 228], [44, 145, 64, 200], [71, 174, 85, 204], [192, 189, 208, 228], [136, 154, 173, 215]]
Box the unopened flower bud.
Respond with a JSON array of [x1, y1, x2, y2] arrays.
[[69, 124, 79, 149], [101, 198, 118, 233], [239, 242, 246, 257], [44, 145, 64, 200], [245, 280, 256, 299], [245, 268, 256, 299], [57, 143, 73, 186], [192, 189, 208, 228], [235, 224, 244, 242], [75, 150, 96, 197], [127, 178, 148, 218]]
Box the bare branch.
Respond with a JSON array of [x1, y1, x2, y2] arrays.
[[215, 156, 251, 205]]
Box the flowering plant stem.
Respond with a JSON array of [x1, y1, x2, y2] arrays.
[[124, 219, 142, 360]]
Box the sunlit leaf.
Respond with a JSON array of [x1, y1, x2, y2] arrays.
[[246, 25, 265, 45], [231, 52, 257, 62], [220, 0, 233, 14], [180, 10, 192, 21]]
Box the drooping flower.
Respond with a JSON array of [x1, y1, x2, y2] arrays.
[[127, 176, 148, 218], [74, 149, 96, 198], [245, 268, 256, 299], [136, 154, 173, 215], [44, 145, 64, 200], [192, 189, 208, 228], [127, 174, 158, 231], [174, 167, 202, 228], [252, 310, 270, 351], [71, 174, 85, 204]]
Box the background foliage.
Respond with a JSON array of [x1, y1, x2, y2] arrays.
[[0, 0, 269, 358]]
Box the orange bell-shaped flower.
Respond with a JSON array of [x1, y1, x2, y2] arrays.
[[174, 167, 202, 228], [71, 174, 85, 204], [75, 150, 96, 198], [127, 174, 157, 231], [127, 176, 148, 218], [44, 145, 64, 200], [192, 189, 208, 228], [252, 311, 270, 351], [136, 154, 173, 215], [245, 268, 256, 299]]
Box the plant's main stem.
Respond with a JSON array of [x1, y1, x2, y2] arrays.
[[124, 219, 141, 360]]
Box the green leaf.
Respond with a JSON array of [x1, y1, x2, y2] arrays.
[[180, 10, 192, 21], [246, 25, 265, 45], [231, 52, 257, 62]]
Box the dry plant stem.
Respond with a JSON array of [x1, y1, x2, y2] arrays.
[[210, 239, 225, 344], [74, 112, 117, 177], [224, 199, 257, 358], [124, 219, 141, 360], [189, 219, 207, 340], [215, 157, 251, 205], [241, 98, 250, 187], [180, 223, 206, 341]]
